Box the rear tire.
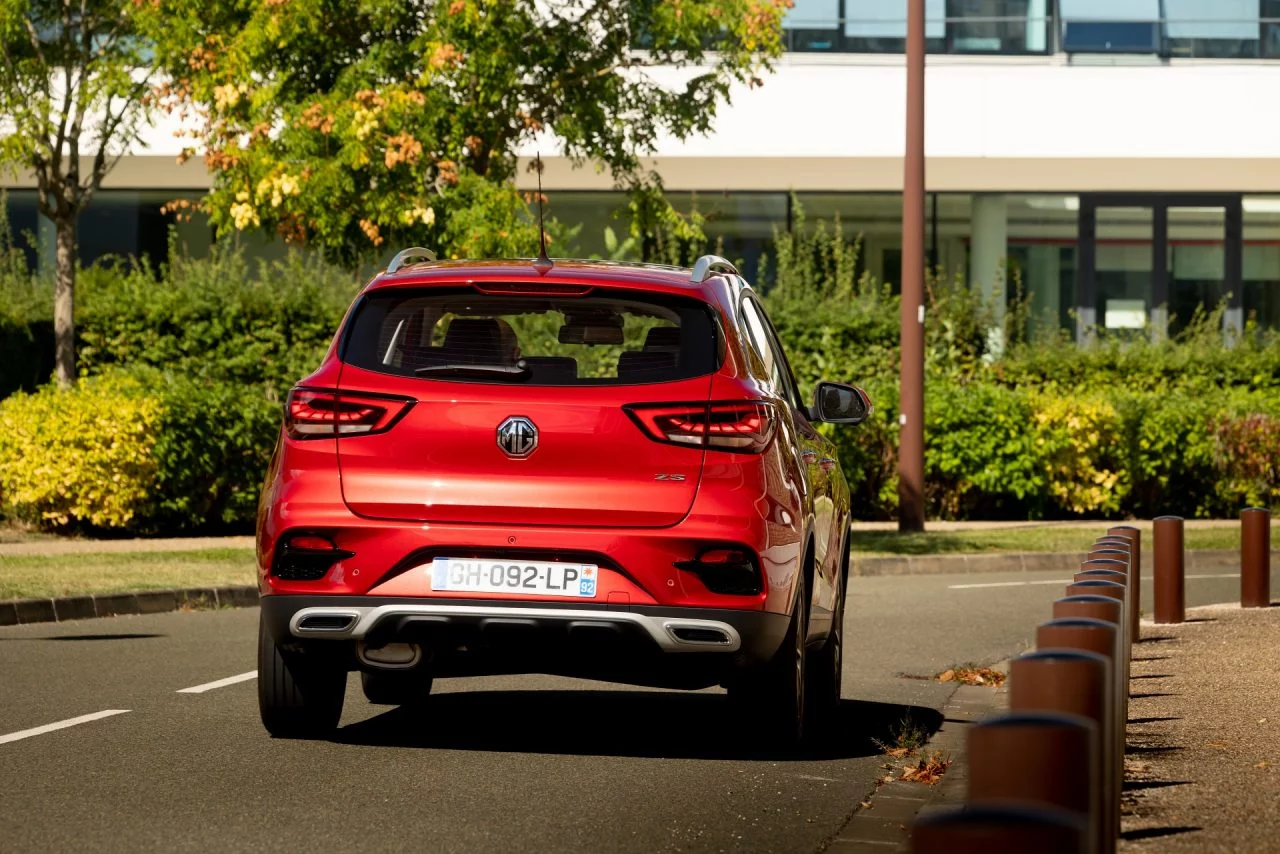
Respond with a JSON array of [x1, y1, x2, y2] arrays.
[[805, 550, 846, 736], [729, 572, 807, 748], [258, 616, 346, 739], [361, 670, 434, 707]]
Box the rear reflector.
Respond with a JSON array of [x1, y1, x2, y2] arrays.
[[624, 401, 776, 453], [285, 388, 413, 439]]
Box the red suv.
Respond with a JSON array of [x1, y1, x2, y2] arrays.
[[256, 250, 870, 744]]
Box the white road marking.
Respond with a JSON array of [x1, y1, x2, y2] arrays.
[[0, 710, 131, 746], [949, 572, 1239, 591], [176, 670, 258, 694]]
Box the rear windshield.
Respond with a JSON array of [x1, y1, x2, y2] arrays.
[[341, 287, 721, 385]]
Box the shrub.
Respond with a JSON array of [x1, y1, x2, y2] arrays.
[[132, 369, 282, 533], [75, 241, 358, 397], [0, 375, 163, 528], [1030, 394, 1127, 517], [0, 371, 280, 534]]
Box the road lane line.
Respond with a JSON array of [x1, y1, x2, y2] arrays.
[[177, 670, 258, 694], [948, 572, 1239, 590], [0, 710, 130, 746]]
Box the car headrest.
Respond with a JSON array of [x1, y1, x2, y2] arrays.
[[617, 350, 676, 383], [643, 326, 682, 351]]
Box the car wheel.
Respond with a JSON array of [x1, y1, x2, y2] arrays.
[[730, 571, 807, 748], [361, 670, 434, 707], [258, 614, 346, 739], [805, 557, 846, 735]]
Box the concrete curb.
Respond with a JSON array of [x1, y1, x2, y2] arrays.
[[850, 549, 1276, 577], [0, 586, 259, 627], [822, 667, 1009, 852]]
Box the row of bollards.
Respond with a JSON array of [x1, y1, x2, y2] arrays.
[[911, 525, 1140, 854], [911, 510, 1273, 852]]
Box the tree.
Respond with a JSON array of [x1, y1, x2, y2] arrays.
[[0, 0, 155, 386], [143, 0, 791, 266]]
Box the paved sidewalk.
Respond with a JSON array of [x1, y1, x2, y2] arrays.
[[1122, 603, 1280, 851]]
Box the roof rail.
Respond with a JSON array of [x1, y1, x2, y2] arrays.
[[386, 246, 438, 274], [689, 255, 738, 284]]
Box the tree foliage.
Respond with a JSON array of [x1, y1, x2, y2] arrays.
[[140, 0, 791, 265], [0, 0, 157, 384]]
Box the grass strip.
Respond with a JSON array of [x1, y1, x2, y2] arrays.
[[849, 525, 1266, 557], [0, 548, 256, 600]]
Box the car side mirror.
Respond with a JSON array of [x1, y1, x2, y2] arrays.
[[812, 382, 872, 425]]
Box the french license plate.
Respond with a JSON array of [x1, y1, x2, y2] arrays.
[[430, 558, 599, 598]]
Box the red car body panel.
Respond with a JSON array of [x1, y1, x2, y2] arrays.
[[256, 259, 853, 679]]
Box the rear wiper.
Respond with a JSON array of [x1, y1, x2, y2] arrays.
[[414, 363, 530, 380]]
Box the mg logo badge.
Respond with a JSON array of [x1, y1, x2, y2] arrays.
[[496, 416, 538, 458]]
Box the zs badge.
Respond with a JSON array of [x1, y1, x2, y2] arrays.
[[654, 473, 686, 481]]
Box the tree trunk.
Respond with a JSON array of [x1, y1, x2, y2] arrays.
[[53, 217, 77, 388]]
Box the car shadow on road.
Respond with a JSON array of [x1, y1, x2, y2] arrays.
[[333, 691, 943, 761]]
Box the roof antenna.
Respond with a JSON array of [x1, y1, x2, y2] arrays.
[[533, 152, 553, 275]]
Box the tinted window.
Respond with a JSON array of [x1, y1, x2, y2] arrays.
[[739, 297, 798, 404], [343, 287, 720, 385]]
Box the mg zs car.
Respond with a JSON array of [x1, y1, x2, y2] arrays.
[[256, 250, 871, 744]]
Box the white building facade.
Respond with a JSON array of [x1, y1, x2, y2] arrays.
[[6, 1, 1280, 338]]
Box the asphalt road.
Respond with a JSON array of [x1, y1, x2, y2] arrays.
[[0, 563, 1271, 853]]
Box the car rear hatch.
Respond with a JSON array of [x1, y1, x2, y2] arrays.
[[327, 283, 724, 528]]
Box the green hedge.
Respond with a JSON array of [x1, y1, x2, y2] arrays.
[[0, 240, 359, 398], [0, 371, 280, 534], [2, 210, 1279, 532]]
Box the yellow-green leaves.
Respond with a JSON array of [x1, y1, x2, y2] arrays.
[[0, 376, 163, 528]]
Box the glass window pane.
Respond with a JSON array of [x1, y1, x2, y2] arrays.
[[1095, 207, 1153, 332], [1163, 0, 1257, 39], [1060, 0, 1160, 52], [1244, 196, 1280, 331], [845, 0, 945, 38]]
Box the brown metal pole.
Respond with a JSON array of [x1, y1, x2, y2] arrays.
[[898, 0, 926, 533], [1241, 507, 1272, 608], [1037, 619, 1123, 847], [1010, 650, 1113, 854], [967, 712, 1098, 835], [1153, 515, 1185, 624], [910, 803, 1088, 854]]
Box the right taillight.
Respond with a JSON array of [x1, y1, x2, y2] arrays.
[[624, 401, 777, 453], [284, 388, 413, 440]]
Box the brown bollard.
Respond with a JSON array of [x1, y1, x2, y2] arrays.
[[1010, 650, 1113, 854], [1106, 527, 1142, 641], [1079, 559, 1137, 640], [1036, 619, 1123, 848], [1088, 548, 1129, 564], [1241, 507, 1272, 608], [910, 803, 1088, 854], [1153, 515, 1185, 624], [1066, 580, 1132, 704], [967, 712, 1098, 841]]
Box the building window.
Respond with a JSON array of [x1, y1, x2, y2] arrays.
[[1059, 0, 1161, 54]]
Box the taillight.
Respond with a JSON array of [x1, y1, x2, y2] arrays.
[[284, 388, 413, 440], [624, 401, 777, 453]]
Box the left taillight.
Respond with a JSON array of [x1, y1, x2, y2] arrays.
[[624, 401, 777, 454], [284, 388, 413, 440]]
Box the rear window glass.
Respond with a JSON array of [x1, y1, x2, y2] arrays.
[[341, 287, 721, 385]]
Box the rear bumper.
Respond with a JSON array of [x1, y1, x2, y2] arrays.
[[261, 594, 790, 664]]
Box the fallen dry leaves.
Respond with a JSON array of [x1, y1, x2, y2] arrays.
[[899, 751, 951, 785], [937, 666, 1007, 687]]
